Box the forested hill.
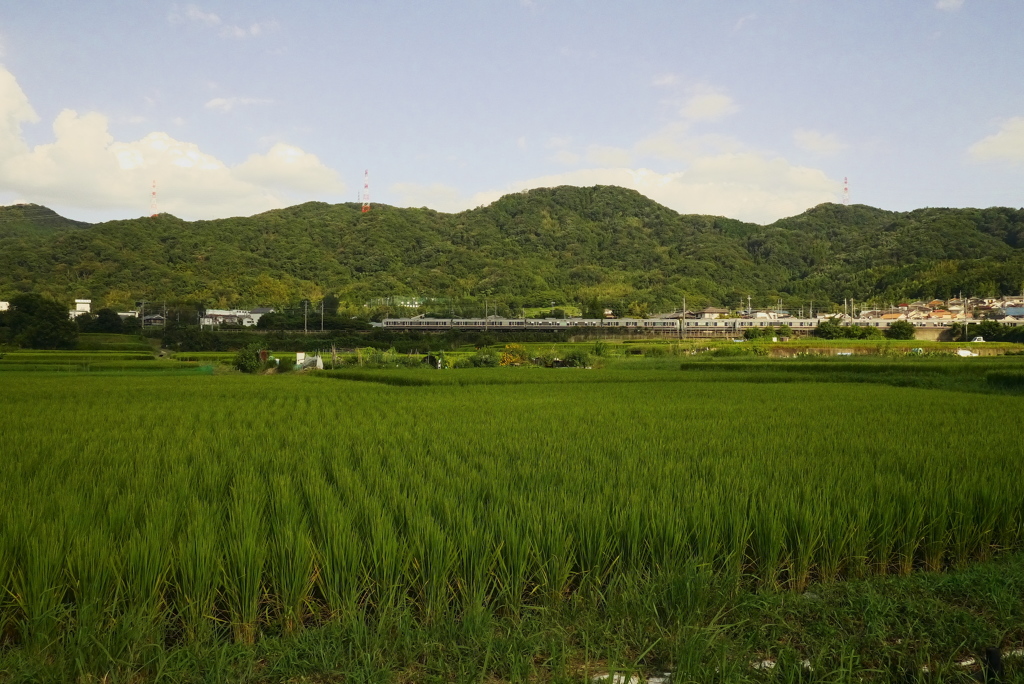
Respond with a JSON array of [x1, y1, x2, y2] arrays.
[[0, 203, 91, 239], [1, 186, 1022, 312]]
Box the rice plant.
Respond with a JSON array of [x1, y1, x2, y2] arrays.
[[0, 366, 1022, 677]]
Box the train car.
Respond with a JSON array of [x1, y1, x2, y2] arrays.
[[380, 316, 978, 333]]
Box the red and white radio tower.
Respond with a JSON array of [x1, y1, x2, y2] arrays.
[[361, 170, 371, 213], [842, 176, 850, 206], [150, 180, 159, 217]]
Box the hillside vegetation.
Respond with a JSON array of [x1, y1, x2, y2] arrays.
[[1, 186, 1022, 311]]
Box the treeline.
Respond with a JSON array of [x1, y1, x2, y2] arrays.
[[1, 187, 1023, 315], [953, 320, 1024, 344]]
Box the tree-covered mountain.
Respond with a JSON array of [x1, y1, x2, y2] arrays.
[[0, 203, 91, 239], [1, 186, 1022, 313]]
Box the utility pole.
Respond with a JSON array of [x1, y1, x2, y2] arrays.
[[320, 299, 324, 332], [137, 300, 145, 333], [680, 296, 686, 340], [303, 300, 308, 335]]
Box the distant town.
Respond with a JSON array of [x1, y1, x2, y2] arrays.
[[3, 295, 1019, 339]]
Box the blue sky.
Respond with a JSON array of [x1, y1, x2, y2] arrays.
[[0, 0, 1021, 223]]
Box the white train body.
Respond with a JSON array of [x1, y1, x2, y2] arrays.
[[379, 317, 990, 332]]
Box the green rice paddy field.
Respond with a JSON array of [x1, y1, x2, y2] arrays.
[[2, 359, 1024, 682]]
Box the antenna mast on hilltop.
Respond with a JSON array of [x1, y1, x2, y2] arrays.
[[150, 180, 159, 217], [842, 177, 850, 206], [361, 170, 371, 213]]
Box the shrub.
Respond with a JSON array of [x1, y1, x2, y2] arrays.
[[276, 357, 295, 373], [470, 349, 500, 367], [234, 343, 264, 373], [885, 320, 917, 340], [563, 350, 591, 367], [813, 319, 843, 339], [500, 344, 529, 366]]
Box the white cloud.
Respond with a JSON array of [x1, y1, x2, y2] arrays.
[[651, 73, 678, 87], [516, 136, 527, 150], [169, 4, 221, 26], [793, 129, 848, 156], [391, 182, 466, 212], [551, 149, 580, 165], [936, 0, 964, 10], [220, 21, 276, 39], [734, 13, 757, 30], [169, 5, 273, 39], [414, 83, 837, 224], [681, 90, 737, 121], [0, 66, 345, 220], [235, 144, 344, 195], [394, 155, 839, 225], [969, 117, 1024, 163], [467, 157, 838, 224], [634, 120, 743, 162], [586, 145, 632, 167], [0, 67, 39, 160], [204, 97, 272, 112]]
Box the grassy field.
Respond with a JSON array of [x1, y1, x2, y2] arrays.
[[1, 355, 1024, 682]]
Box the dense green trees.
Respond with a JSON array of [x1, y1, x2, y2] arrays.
[[884, 320, 917, 340], [813, 320, 884, 340], [1, 188, 1023, 314], [951, 320, 1024, 344], [0, 294, 78, 349]]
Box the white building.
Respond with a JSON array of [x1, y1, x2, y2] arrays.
[[200, 308, 273, 327], [68, 299, 91, 319], [0, 301, 8, 312]]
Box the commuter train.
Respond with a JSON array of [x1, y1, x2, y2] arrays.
[[381, 317, 679, 331], [378, 316, 976, 333]]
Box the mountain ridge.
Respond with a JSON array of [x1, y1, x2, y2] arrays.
[[1, 186, 1022, 311]]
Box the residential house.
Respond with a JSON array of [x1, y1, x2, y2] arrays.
[[698, 307, 729, 319], [68, 299, 91, 319]]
